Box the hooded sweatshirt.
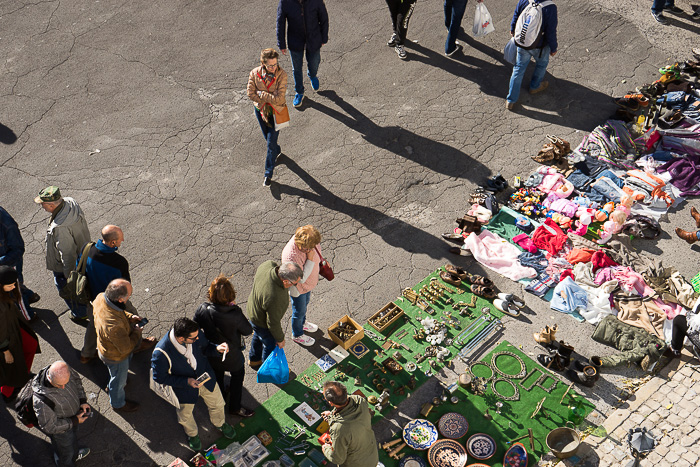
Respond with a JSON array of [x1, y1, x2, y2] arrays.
[[322, 395, 378, 467], [32, 365, 86, 435], [44, 197, 91, 276]]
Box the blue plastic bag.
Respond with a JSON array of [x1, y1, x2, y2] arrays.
[[504, 38, 517, 65], [256, 347, 289, 384]]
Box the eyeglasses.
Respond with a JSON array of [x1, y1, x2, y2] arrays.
[[264, 62, 278, 68], [186, 333, 199, 342]]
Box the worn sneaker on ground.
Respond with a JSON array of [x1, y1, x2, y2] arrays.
[[529, 81, 549, 94], [219, 422, 236, 439], [293, 93, 304, 107], [188, 435, 202, 451], [303, 322, 318, 333], [651, 11, 669, 24], [395, 44, 407, 60], [76, 448, 90, 462], [310, 76, 319, 91], [505, 101, 515, 110], [664, 5, 683, 13], [293, 335, 315, 346], [446, 43, 462, 57], [387, 33, 399, 47], [262, 177, 271, 187]]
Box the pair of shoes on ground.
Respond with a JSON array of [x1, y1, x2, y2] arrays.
[[388, 33, 407, 59], [493, 293, 524, 317], [675, 206, 700, 243], [613, 93, 649, 111], [187, 423, 236, 451], [292, 321, 319, 346], [54, 448, 90, 465], [113, 400, 139, 413], [292, 77, 320, 108], [486, 174, 508, 192]]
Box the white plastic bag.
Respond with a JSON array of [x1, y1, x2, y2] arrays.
[[473, 3, 495, 38], [504, 37, 517, 65]]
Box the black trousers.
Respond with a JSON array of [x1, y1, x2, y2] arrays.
[[671, 314, 687, 351], [386, 0, 417, 45], [211, 359, 246, 413]]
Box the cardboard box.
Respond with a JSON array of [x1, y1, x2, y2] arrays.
[[328, 315, 364, 349], [368, 302, 404, 333]]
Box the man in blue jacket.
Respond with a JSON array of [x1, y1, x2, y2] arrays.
[[151, 317, 235, 451], [277, 0, 329, 108], [506, 0, 558, 110], [0, 206, 40, 316]]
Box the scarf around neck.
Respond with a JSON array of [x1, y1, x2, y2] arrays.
[[169, 328, 197, 371]]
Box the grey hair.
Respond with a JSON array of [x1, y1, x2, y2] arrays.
[[48, 361, 70, 383], [105, 279, 131, 302], [278, 262, 303, 282]]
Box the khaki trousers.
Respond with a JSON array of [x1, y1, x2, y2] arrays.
[[176, 383, 226, 437]]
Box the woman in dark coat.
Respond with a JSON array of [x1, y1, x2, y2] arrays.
[[0, 266, 40, 402], [193, 274, 254, 417]]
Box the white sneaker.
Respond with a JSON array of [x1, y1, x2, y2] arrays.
[[395, 44, 407, 60], [293, 335, 315, 346], [303, 322, 318, 333]]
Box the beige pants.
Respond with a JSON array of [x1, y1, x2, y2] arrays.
[[176, 383, 226, 437]]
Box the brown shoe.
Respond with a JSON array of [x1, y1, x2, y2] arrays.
[[529, 81, 549, 95], [439, 271, 462, 287], [691, 207, 700, 228], [248, 360, 263, 370], [676, 228, 698, 244], [444, 264, 468, 281], [135, 336, 157, 353], [114, 400, 139, 413], [79, 354, 95, 364], [505, 101, 515, 110]]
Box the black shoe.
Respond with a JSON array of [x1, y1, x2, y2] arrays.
[[113, 400, 139, 413], [231, 406, 255, 418], [262, 177, 271, 187], [651, 11, 669, 24], [664, 5, 683, 14], [446, 43, 462, 57]]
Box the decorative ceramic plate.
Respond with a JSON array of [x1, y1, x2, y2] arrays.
[[438, 413, 469, 439], [504, 442, 528, 467], [427, 439, 468, 467], [403, 419, 439, 450], [466, 464, 490, 467], [399, 455, 428, 467], [349, 341, 369, 359], [467, 433, 496, 460], [315, 354, 337, 372]]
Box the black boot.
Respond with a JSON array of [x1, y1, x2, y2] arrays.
[[566, 365, 596, 388], [574, 360, 599, 381], [537, 351, 568, 371]]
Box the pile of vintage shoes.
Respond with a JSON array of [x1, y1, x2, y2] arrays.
[[493, 293, 524, 317], [534, 325, 602, 388], [440, 264, 497, 299]]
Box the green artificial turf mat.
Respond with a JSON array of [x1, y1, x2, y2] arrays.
[[377, 341, 595, 467]]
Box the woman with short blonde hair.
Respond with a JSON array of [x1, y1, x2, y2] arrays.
[[282, 225, 324, 346]]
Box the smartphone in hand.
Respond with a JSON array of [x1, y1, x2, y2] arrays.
[[195, 372, 211, 385], [135, 318, 149, 328]]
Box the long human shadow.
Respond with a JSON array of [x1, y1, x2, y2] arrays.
[[271, 157, 452, 260], [0, 123, 17, 144], [306, 90, 492, 182], [404, 37, 614, 132]]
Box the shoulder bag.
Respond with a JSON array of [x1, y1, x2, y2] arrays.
[[150, 348, 181, 409], [315, 246, 334, 281]]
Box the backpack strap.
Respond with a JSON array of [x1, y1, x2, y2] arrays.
[[154, 347, 173, 374], [77, 242, 95, 274]]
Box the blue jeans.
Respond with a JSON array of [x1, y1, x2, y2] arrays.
[[290, 292, 311, 338], [248, 323, 277, 363], [506, 45, 550, 104], [101, 354, 131, 408], [254, 107, 281, 178], [49, 425, 78, 467], [444, 0, 468, 54], [651, 0, 674, 13], [289, 48, 321, 96], [53, 272, 87, 319]]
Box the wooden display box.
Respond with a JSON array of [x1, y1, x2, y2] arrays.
[[328, 315, 364, 349], [368, 302, 404, 333]]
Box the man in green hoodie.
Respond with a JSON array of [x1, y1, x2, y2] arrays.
[[246, 260, 302, 368], [321, 381, 378, 467]]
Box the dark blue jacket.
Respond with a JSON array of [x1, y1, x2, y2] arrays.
[[151, 330, 219, 405], [511, 0, 558, 53], [0, 206, 25, 282], [277, 0, 329, 53], [80, 239, 130, 300]]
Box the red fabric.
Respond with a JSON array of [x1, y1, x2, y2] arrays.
[[566, 248, 596, 264], [531, 218, 568, 255], [560, 269, 574, 281], [0, 327, 38, 396], [591, 251, 618, 272]]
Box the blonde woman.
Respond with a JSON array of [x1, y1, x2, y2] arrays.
[[282, 225, 323, 346]]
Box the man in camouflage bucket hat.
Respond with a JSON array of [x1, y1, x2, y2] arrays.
[[35, 186, 91, 321]]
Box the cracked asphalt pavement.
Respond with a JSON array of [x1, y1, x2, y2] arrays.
[[1, 0, 698, 465]]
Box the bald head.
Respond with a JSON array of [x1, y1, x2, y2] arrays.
[[105, 278, 132, 303], [101, 225, 124, 248], [48, 361, 71, 388]]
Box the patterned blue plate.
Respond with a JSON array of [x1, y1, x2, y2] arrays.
[[403, 419, 439, 450], [467, 433, 496, 460], [437, 412, 469, 439]]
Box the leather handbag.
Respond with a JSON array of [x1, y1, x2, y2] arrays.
[[315, 246, 334, 281], [274, 104, 290, 130]]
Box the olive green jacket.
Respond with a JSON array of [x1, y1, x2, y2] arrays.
[[246, 260, 289, 343], [322, 395, 378, 467], [592, 315, 666, 368]]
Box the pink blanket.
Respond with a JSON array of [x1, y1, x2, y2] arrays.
[[465, 230, 538, 281]]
